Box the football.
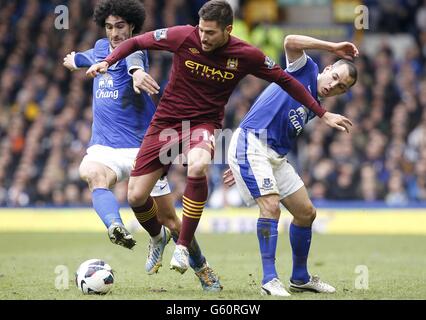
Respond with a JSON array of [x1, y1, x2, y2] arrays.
[[75, 259, 114, 295]]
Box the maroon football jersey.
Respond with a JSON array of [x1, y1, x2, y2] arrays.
[[104, 25, 325, 129]]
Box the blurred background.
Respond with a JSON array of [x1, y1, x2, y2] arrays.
[[0, 0, 425, 209]]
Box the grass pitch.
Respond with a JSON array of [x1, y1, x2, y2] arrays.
[[1, 232, 425, 300]]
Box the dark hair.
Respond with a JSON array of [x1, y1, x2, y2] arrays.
[[334, 59, 358, 87], [93, 0, 146, 34], [198, 0, 234, 30]]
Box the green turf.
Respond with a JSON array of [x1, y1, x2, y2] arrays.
[[0, 232, 425, 300]]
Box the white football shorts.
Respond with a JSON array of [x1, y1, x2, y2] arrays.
[[81, 144, 171, 197], [228, 128, 304, 206]]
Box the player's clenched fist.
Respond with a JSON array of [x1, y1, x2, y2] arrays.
[[332, 42, 359, 60], [86, 61, 109, 78], [63, 51, 78, 71]]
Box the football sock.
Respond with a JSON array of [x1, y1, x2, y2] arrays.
[[132, 196, 162, 237], [171, 230, 206, 269], [257, 218, 279, 285], [177, 176, 208, 248], [289, 223, 311, 284], [92, 188, 122, 228]]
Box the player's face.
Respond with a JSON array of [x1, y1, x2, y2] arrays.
[[317, 64, 354, 98], [198, 19, 232, 52], [105, 15, 134, 49]]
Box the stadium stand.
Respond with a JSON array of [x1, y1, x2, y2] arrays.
[[0, 0, 425, 207]]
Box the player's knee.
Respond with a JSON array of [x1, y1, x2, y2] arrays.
[[269, 202, 281, 218], [261, 200, 281, 219], [127, 189, 148, 207], [187, 160, 209, 177], [301, 205, 316, 225], [79, 163, 105, 188], [79, 162, 90, 181]]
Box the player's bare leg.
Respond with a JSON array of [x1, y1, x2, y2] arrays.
[[256, 194, 290, 297], [128, 169, 164, 207], [155, 193, 180, 231], [127, 169, 172, 274], [281, 186, 335, 293], [281, 186, 316, 227], [80, 160, 136, 249], [170, 147, 210, 274]]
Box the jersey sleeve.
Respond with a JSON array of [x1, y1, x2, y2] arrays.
[[285, 51, 308, 73], [74, 49, 95, 68], [248, 47, 326, 117], [126, 50, 147, 76], [104, 25, 194, 66]]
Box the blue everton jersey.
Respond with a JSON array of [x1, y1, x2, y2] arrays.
[[239, 53, 319, 156], [74, 38, 156, 148]]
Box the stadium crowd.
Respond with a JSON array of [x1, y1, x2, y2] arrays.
[[0, 0, 425, 207]]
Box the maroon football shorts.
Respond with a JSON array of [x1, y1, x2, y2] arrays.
[[131, 122, 219, 177]]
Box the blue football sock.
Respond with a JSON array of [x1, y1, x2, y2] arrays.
[[289, 223, 312, 284], [171, 231, 206, 269], [92, 188, 122, 228], [257, 218, 279, 285]]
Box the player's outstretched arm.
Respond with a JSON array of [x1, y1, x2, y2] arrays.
[[65, 48, 95, 72], [249, 47, 326, 117], [86, 36, 142, 77], [284, 35, 359, 62], [87, 26, 193, 78]]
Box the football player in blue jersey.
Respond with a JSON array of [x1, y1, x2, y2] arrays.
[[225, 35, 359, 296], [63, 0, 221, 292]]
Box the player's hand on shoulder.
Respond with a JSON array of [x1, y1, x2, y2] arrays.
[[86, 61, 109, 78], [132, 69, 160, 95], [63, 51, 77, 71], [321, 111, 353, 133], [332, 42, 359, 60], [223, 168, 236, 187]]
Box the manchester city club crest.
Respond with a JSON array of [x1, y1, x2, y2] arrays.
[[226, 58, 238, 70]]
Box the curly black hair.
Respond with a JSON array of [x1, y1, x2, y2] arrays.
[[93, 0, 146, 34]]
